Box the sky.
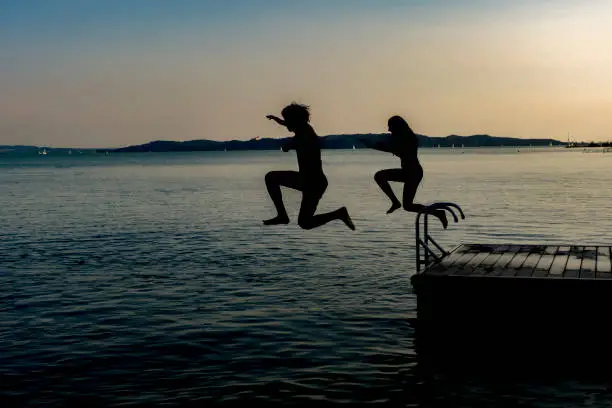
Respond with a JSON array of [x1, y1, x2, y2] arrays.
[[1, 0, 611, 147]]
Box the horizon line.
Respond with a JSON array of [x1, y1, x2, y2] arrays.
[[2, 132, 578, 150]]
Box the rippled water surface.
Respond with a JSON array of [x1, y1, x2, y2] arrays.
[[2, 148, 612, 406]]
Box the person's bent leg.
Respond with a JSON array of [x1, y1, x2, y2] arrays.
[[297, 191, 355, 230], [374, 169, 404, 214], [263, 171, 302, 225], [298, 207, 355, 230], [402, 176, 448, 229]]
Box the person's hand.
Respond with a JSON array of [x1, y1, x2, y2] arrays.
[[266, 115, 277, 120]]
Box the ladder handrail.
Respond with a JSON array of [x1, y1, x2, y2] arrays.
[[415, 202, 465, 274]]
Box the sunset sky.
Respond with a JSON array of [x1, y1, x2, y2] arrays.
[[1, 0, 611, 147]]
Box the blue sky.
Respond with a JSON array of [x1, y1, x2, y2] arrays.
[[1, 0, 611, 147]]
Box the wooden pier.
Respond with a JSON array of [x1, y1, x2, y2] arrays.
[[420, 244, 612, 279], [411, 204, 612, 374]]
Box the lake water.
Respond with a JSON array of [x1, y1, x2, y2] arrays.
[[2, 148, 612, 406]]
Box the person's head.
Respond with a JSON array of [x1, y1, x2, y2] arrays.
[[387, 115, 411, 135], [281, 103, 310, 131]]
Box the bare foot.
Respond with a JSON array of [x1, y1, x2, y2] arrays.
[[386, 201, 401, 214], [263, 215, 289, 225], [435, 210, 448, 229], [340, 207, 355, 230]]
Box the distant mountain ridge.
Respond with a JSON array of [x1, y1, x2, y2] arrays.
[[105, 133, 564, 153], [0, 134, 565, 156], [0, 145, 90, 155]]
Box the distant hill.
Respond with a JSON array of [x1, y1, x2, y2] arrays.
[[0, 145, 96, 156], [106, 134, 564, 153], [0, 145, 41, 154], [0, 134, 565, 156]]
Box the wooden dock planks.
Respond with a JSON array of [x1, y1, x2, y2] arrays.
[[470, 245, 510, 276], [548, 246, 570, 277], [427, 244, 490, 276], [533, 246, 558, 277], [488, 246, 523, 276], [580, 247, 597, 279], [515, 246, 546, 277], [424, 244, 612, 280], [564, 246, 584, 278], [596, 247, 612, 279]]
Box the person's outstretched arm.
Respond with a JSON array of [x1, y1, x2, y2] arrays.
[[266, 115, 286, 127], [266, 115, 294, 151], [359, 138, 393, 154]]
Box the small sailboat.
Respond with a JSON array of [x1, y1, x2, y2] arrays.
[[39, 148, 47, 156], [352, 144, 356, 150]]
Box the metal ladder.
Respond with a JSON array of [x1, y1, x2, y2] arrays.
[[415, 202, 465, 274]]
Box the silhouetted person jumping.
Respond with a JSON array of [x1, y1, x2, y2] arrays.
[[362, 115, 448, 228], [263, 103, 355, 230]]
